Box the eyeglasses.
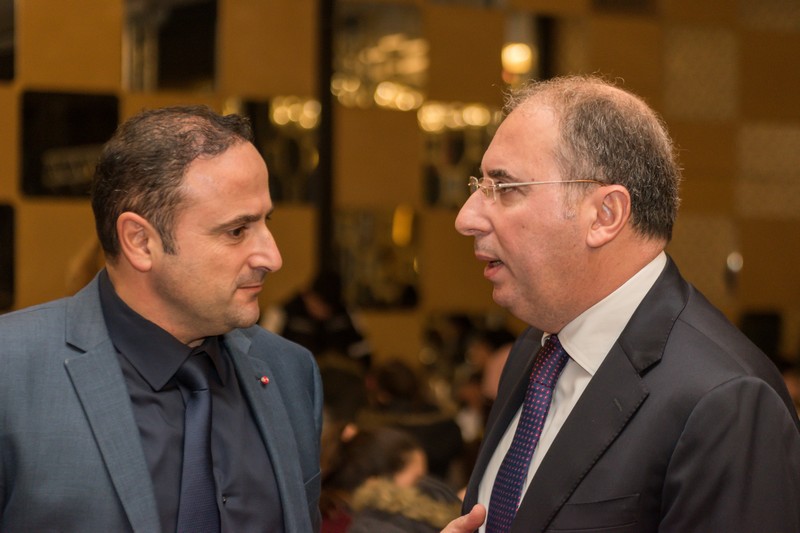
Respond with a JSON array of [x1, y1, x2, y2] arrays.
[[468, 176, 605, 202]]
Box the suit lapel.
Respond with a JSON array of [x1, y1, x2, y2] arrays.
[[471, 257, 690, 531], [512, 258, 689, 531], [225, 331, 312, 533], [63, 279, 161, 532], [511, 344, 648, 531]]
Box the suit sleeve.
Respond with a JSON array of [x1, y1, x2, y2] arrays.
[[661, 376, 800, 532]]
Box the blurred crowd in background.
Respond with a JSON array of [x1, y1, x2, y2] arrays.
[[260, 270, 517, 533]]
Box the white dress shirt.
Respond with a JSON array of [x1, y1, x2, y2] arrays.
[[477, 252, 667, 531]]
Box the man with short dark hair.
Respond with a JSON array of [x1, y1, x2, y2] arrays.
[[1, 106, 323, 532]]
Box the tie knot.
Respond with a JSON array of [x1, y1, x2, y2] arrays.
[[532, 335, 570, 389], [176, 352, 214, 392]]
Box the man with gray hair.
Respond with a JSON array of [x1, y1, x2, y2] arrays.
[[444, 76, 800, 532]]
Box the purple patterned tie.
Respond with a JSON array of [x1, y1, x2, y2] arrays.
[[486, 335, 569, 533]]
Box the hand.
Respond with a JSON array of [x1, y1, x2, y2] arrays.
[[441, 504, 486, 533]]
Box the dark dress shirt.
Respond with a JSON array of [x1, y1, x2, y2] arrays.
[[98, 270, 284, 532]]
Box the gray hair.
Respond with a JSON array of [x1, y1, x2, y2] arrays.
[[506, 75, 681, 241]]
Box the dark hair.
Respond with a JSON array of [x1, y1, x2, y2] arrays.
[[506, 75, 681, 241], [374, 360, 423, 405], [91, 105, 254, 258], [325, 427, 422, 492], [311, 269, 344, 308]]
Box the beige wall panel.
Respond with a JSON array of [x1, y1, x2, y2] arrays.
[[334, 105, 421, 208], [0, 87, 16, 200], [358, 309, 422, 366], [667, 212, 738, 318], [423, 5, 505, 106], [219, 0, 317, 98], [740, 32, 800, 121], [669, 121, 736, 181], [660, 0, 737, 24], [552, 17, 590, 75], [18, 0, 122, 90], [663, 26, 737, 121], [739, 0, 800, 32], [122, 92, 223, 120], [679, 177, 735, 215], [419, 209, 494, 313], [668, 121, 736, 212], [16, 200, 95, 309], [587, 16, 662, 109], [258, 205, 317, 308], [735, 122, 800, 219], [738, 219, 800, 309], [782, 308, 800, 360], [508, 0, 590, 16]]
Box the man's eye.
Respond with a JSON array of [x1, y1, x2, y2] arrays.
[[229, 227, 246, 238]]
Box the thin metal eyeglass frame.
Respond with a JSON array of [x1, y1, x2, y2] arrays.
[[468, 176, 605, 201]]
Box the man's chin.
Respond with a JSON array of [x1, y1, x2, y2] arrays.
[[491, 288, 514, 311], [230, 306, 261, 330]]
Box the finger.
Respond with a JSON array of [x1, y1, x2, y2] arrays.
[[442, 503, 487, 533]]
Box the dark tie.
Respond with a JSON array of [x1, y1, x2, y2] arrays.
[[176, 352, 221, 533], [486, 335, 570, 533]]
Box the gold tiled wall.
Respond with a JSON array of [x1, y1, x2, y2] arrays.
[[2, 0, 799, 361], [2, 0, 319, 313]]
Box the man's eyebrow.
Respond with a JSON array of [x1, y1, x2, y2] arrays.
[[210, 213, 265, 232], [486, 168, 513, 179]]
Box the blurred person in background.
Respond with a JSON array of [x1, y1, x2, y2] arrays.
[[359, 358, 464, 484], [261, 269, 372, 370], [322, 426, 431, 532]]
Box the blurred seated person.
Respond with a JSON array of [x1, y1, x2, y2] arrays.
[[319, 355, 367, 478], [318, 359, 368, 533], [349, 474, 462, 533], [322, 427, 427, 532], [261, 270, 371, 368], [457, 326, 516, 403], [359, 359, 464, 483], [476, 327, 516, 402], [452, 327, 516, 488]]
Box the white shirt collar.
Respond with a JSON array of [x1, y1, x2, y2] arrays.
[[548, 252, 667, 376]]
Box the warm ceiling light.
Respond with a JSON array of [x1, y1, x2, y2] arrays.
[[502, 42, 533, 75]]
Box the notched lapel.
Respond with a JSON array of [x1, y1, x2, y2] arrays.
[[226, 333, 312, 533], [65, 346, 161, 532], [513, 344, 649, 532], [511, 257, 690, 532], [63, 278, 161, 532]]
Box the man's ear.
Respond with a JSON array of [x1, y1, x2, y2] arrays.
[[116, 212, 160, 272], [586, 185, 631, 248]]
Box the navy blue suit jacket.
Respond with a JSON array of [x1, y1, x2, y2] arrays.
[[464, 257, 800, 532]]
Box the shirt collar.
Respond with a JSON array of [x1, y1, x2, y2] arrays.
[[98, 269, 226, 390], [548, 252, 667, 376]]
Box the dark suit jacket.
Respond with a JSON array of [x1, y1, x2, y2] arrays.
[[0, 276, 323, 532], [464, 257, 800, 532]]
